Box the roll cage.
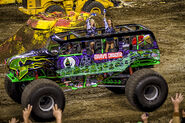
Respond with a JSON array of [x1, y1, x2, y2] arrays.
[[50, 24, 158, 49]]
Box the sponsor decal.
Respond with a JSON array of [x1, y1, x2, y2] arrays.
[[63, 57, 76, 68], [108, 52, 123, 59], [94, 52, 123, 60], [151, 53, 158, 57], [94, 53, 107, 60]]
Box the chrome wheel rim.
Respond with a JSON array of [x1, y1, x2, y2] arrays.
[[144, 85, 159, 101], [39, 96, 54, 112]]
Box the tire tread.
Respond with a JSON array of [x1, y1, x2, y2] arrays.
[[125, 69, 167, 111]]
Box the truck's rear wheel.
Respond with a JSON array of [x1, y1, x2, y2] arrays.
[[21, 79, 65, 122], [125, 69, 168, 112], [45, 5, 65, 13], [83, 1, 105, 14], [4, 76, 24, 104]]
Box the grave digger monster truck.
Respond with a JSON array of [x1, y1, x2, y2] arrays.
[[5, 24, 168, 121]]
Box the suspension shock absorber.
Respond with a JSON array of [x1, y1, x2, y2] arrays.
[[129, 67, 133, 75]]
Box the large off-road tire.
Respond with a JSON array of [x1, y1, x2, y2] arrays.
[[125, 69, 168, 112], [82, 1, 105, 14], [4, 76, 24, 104], [45, 5, 65, 13], [21, 79, 65, 122]]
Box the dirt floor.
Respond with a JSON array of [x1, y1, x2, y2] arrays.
[[1, 0, 185, 122]]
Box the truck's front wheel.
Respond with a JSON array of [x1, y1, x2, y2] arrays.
[[4, 76, 24, 104], [21, 79, 65, 122], [125, 69, 168, 112]]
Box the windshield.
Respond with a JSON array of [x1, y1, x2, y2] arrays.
[[45, 37, 60, 52], [46, 32, 82, 52]]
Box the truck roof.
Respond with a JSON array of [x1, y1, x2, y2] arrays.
[[51, 24, 156, 44]]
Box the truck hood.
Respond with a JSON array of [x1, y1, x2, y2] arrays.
[[6, 49, 53, 80], [7, 48, 52, 66]]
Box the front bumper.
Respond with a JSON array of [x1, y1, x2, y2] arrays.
[[6, 72, 33, 83], [6, 72, 20, 83]]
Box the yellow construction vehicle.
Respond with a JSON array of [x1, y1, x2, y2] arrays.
[[18, 0, 117, 15], [0, 0, 21, 4], [0, 11, 105, 61]]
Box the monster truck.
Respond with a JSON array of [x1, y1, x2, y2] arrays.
[[5, 24, 168, 121]]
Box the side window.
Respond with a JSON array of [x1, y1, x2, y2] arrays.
[[71, 42, 82, 54], [94, 39, 102, 54], [47, 40, 60, 54], [138, 35, 153, 50], [131, 35, 153, 50], [104, 36, 119, 53], [60, 42, 82, 55], [118, 36, 131, 51]]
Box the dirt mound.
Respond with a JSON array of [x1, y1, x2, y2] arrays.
[[0, 14, 105, 62], [0, 25, 50, 61]]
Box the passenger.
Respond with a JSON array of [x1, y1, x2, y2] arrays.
[[104, 9, 115, 53], [66, 43, 73, 54], [86, 15, 97, 54]]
